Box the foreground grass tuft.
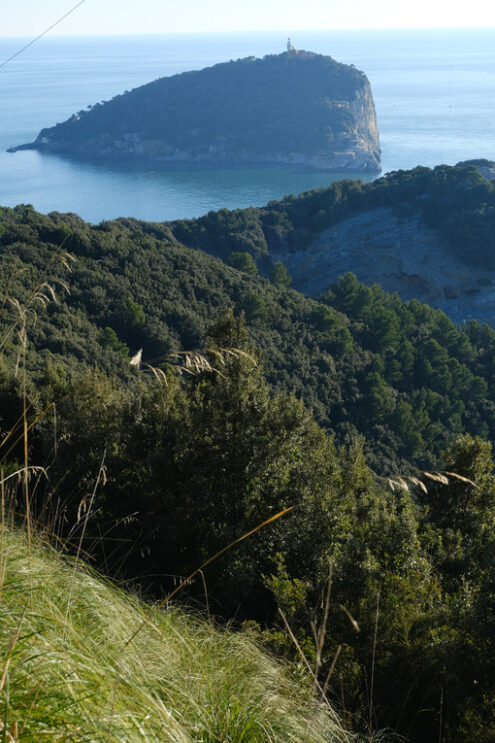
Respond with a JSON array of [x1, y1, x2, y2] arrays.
[[0, 528, 353, 742]]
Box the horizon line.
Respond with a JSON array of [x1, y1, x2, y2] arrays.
[[1, 25, 495, 39]]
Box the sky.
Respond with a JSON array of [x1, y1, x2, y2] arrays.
[[2, 0, 495, 37]]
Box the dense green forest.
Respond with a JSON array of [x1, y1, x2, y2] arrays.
[[2, 175, 495, 740], [3, 192, 495, 474]]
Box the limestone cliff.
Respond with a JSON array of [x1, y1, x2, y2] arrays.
[[272, 206, 495, 325], [10, 51, 381, 172], [269, 164, 495, 324], [164, 163, 495, 327]]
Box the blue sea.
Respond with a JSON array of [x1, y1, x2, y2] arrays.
[[1, 29, 495, 223]]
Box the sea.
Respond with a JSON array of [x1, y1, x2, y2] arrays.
[[1, 29, 495, 223]]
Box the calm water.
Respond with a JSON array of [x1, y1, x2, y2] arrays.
[[1, 29, 495, 223]]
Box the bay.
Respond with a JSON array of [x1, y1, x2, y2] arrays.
[[1, 29, 494, 223]]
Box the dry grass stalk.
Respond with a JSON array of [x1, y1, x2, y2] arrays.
[[137, 347, 257, 384], [278, 565, 361, 718], [0, 251, 73, 354], [339, 605, 360, 634], [0, 468, 46, 489], [278, 608, 320, 687], [0, 252, 74, 542], [384, 469, 477, 495], [442, 471, 478, 485], [423, 472, 449, 485], [311, 560, 333, 691], [369, 593, 380, 738], [0, 606, 27, 697]]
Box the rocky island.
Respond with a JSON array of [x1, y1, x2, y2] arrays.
[[10, 43, 381, 172]]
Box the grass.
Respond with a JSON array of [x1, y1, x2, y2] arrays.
[[0, 526, 355, 743]]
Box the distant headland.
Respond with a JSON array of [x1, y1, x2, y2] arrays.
[[9, 43, 381, 172]]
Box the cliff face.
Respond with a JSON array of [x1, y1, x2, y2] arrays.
[[273, 204, 495, 326], [10, 51, 381, 172], [162, 163, 495, 328], [270, 164, 495, 324]]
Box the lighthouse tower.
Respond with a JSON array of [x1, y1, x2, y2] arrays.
[[287, 37, 295, 54]]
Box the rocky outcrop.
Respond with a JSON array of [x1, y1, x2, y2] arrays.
[[274, 206, 495, 325], [9, 51, 381, 172], [456, 159, 495, 180]]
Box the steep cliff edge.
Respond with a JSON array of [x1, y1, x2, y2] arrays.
[[272, 206, 495, 325], [271, 163, 495, 323], [165, 163, 495, 326], [9, 51, 381, 172]]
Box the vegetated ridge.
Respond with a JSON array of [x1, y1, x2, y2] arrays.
[[166, 161, 495, 325], [9, 49, 381, 172], [3, 195, 495, 478]]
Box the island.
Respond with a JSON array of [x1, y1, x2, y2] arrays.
[[9, 42, 381, 172]]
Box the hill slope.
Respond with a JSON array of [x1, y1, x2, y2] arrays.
[[3, 200, 495, 473], [10, 50, 381, 172], [168, 162, 495, 325], [3, 199, 495, 742], [0, 527, 351, 742]]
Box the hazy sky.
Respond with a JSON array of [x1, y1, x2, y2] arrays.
[[2, 0, 495, 36]]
